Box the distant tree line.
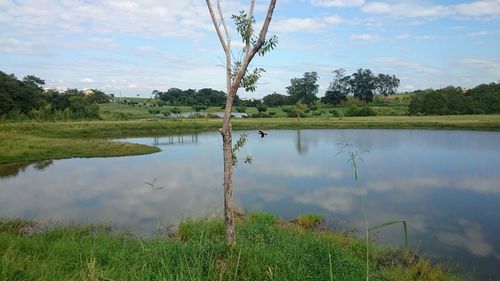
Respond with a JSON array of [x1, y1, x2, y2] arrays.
[[153, 87, 270, 109], [261, 68, 400, 107], [409, 83, 500, 115], [153, 68, 399, 110], [153, 88, 227, 107], [0, 71, 112, 120]]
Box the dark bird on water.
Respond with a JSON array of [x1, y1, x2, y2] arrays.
[[258, 130, 268, 138]]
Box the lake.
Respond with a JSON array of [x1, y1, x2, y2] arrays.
[[1, 129, 499, 279]]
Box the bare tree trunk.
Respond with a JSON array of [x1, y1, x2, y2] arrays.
[[220, 93, 235, 244], [206, 0, 276, 245]]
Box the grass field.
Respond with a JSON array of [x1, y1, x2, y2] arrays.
[[1, 115, 500, 164], [99, 95, 412, 120], [0, 213, 462, 281]]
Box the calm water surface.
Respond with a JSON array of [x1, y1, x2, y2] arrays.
[[1, 129, 499, 279]]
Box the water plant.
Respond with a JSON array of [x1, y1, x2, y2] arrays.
[[369, 220, 408, 251], [337, 141, 370, 280], [337, 140, 409, 280]]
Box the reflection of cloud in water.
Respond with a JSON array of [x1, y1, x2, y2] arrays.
[[1, 130, 499, 278], [0, 157, 223, 234], [369, 177, 500, 195], [293, 186, 359, 213], [236, 181, 290, 203], [437, 219, 498, 258], [250, 162, 344, 180], [456, 179, 500, 195]]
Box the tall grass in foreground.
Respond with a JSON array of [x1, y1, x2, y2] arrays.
[[0, 215, 460, 281]]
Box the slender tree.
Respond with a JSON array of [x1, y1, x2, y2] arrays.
[[206, 0, 277, 244], [287, 71, 319, 106], [322, 68, 350, 105], [350, 68, 376, 103], [375, 73, 400, 98]]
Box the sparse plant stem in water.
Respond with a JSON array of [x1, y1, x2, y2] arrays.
[[338, 142, 410, 280], [369, 220, 409, 251], [338, 142, 370, 280]]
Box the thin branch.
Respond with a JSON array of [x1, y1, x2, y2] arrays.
[[249, 0, 255, 18], [232, 0, 276, 90], [206, 0, 228, 53], [217, 0, 231, 50], [244, 0, 256, 60], [252, 0, 276, 56]]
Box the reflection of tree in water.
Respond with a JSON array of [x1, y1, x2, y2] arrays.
[[152, 133, 199, 146], [295, 130, 308, 155], [0, 163, 29, 178], [0, 160, 54, 179], [32, 160, 53, 171]]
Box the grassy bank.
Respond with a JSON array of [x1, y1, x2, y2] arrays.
[[0, 213, 461, 281], [0, 125, 160, 165], [1, 115, 500, 164]]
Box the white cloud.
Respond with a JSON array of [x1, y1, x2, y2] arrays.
[[310, 0, 365, 7], [135, 45, 156, 53], [68, 37, 118, 50], [467, 30, 491, 36], [414, 35, 436, 40], [377, 57, 441, 74], [454, 0, 500, 18], [361, 2, 392, 14], [458, 57, 500, 76], [0, 0, 212, 39], [80, 78, 94, 83], [361, 0, 500, 18], [394, 33, 445, 41], [395, 33, 411, 40], [0, 37, 50, 56], [362, 2, 451, 18], [350, 33, 379, 41], [271, 15, 343, 33]]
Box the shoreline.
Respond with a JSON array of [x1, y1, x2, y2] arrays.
[[1, 115, 500, 164], [0, 213, 464, 280]]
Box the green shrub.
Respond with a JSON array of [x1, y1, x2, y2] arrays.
[[287, 111, 307, 118], [329, 109, 340, 117], [247, 212, 277, 227], [251, 113, 271, 118], [294, 214, 324, 230], [178, 218, 225, 242], [345, 106, 377, 117]]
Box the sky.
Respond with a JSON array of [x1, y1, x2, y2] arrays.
[[1, 0, 499, 99]]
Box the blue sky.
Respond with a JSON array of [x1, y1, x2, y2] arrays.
[[1, 0, 499, 98]]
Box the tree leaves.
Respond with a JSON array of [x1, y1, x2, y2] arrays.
[[258, 35, 278, 56], [232, 61, 265, 92], [232, 11, 254, 46], [231, 133, 248, 166]]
